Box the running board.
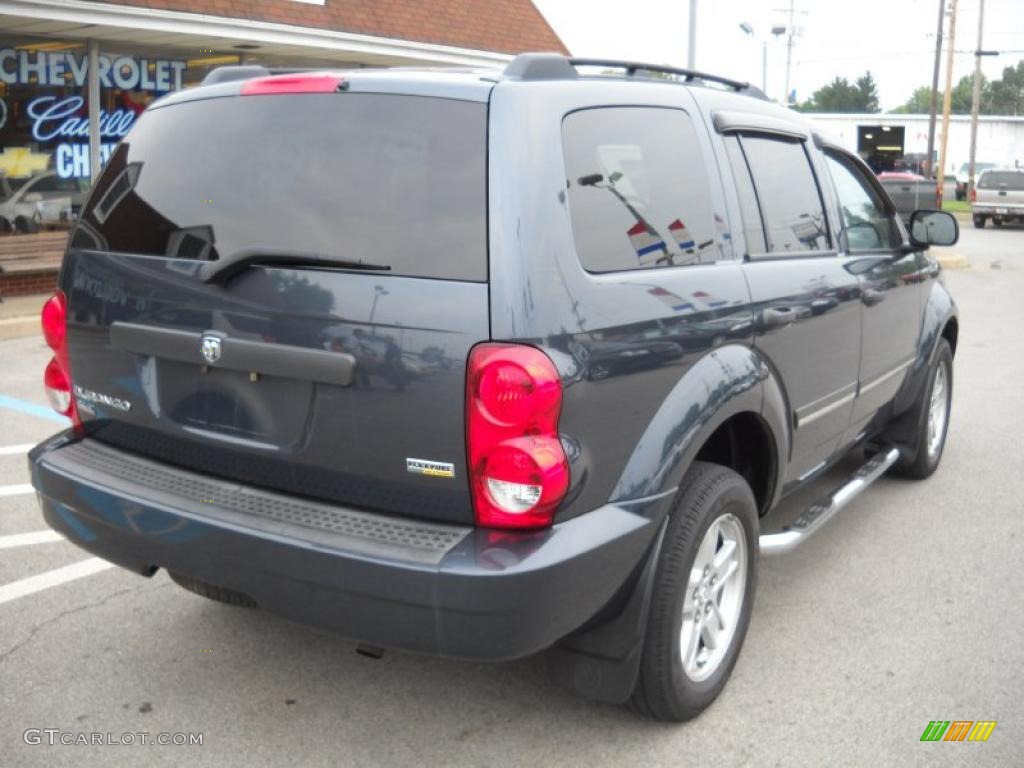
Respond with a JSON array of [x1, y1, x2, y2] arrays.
[[759, 447, 900, 555]]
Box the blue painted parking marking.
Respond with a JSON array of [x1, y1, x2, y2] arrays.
[[0, 394, 70, 425]]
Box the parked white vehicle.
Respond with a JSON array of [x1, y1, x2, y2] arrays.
[[955, 161, 997, 201], [971, 169, 1024, 228], [0, 171, 88, 233]]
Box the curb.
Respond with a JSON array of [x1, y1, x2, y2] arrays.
[[0, 316, 41, 341], [935, 252, 970, 270]]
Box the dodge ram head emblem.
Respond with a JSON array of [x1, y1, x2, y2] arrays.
[[200, 334, 222, 364]]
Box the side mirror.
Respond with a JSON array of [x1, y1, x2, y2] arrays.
[[909, 209, 959, 249]]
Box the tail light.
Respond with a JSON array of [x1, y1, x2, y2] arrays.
[[241, 73, 346, 96], [466, 344, 569, 529], [970, 187, 977, 203], [41, 291, 80, 428]]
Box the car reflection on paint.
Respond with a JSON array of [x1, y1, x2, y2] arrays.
[[570, 338, 684, 381]]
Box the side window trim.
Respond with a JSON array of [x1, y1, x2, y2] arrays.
[[737, 134, 835, 259], [728, 136, 770, 258]]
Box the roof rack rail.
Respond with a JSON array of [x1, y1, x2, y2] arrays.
[[202, 65, 323, 86], [502, 53, 768, 99]]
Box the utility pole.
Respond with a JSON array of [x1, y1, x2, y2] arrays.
[[967, 0, 986, 201], [784, 0, 795, 105], [937, 0, 958, 206], [925, 0, 945, 179], [688, 0, 698, 69]]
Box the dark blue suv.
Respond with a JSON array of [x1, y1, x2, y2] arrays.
[[30, 54, 959, 721]]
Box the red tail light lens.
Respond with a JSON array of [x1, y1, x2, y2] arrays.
[[41, 293, 66, 350], [970, 187, 977, 203], [40, 291, 79, 427], [467, 344, 569, 529]]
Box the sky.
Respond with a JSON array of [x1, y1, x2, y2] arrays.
[[531, 0, 1024, 111]]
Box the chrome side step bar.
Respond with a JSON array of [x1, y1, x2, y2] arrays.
[[759, 447, 900, 555]]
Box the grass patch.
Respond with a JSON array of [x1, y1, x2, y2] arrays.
[[943, 199, 971, 213]]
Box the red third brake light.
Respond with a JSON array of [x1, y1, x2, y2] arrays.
[[40, 291, 79, 427], [466, 344, 569, 529], [241, 73, 345, 96]]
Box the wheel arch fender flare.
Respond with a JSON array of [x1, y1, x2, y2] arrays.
[[609, 344, 790, 509], [893, 280, 957, 414]]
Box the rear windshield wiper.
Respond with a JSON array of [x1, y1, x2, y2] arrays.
[[200, 248, 391, 284]]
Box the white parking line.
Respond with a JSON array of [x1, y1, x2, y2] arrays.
[[0, 530, 63, 549], [0, 558, 114, 606], [0, 484, 35, 497], [0, 444, 35, 456]]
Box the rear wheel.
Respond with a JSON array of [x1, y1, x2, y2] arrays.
[[630, 462, 758, 722], [973, 215, 986, 229], [893, 339, 953, 479], [168, 571, 258, 607]]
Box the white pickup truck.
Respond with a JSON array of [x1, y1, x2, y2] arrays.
[[972, 169, 1024, 228]]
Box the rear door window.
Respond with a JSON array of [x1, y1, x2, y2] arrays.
[[738, 136, 830, 254], [75, 94, 487, 281], [562, 107, 731, 272]]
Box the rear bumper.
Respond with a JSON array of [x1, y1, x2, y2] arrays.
[[29, 432, 667, 661], [972, 204, 1024, 216]]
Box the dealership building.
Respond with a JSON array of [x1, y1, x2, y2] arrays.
[[806, 112, 1024, 177], [0, 0, 564, 185]]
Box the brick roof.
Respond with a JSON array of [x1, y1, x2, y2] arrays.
[[93, 0, 568, 55]]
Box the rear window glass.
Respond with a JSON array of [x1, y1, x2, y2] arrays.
[[562, 106, 732, 272], [978, 171, 1024, 190], [75, 93, 487, 281]]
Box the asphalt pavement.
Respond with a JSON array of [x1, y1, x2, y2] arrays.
[[0, 227, 1021, 767]]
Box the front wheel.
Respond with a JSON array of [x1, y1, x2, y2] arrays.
[[631, 462, 758, 721], [893, 339, 953, 479]]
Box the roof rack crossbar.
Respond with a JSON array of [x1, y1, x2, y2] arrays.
[[502, 54, 768, 100], [569, 57, 750, 91]]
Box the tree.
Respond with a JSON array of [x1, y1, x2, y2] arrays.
[[854, 72, 880, 113], [893, 58, 1023, 115], [988, 60, 1024, 115], [797, 71, 881, 113]]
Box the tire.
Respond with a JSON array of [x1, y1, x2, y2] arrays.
[[973, 215, 986, 229], [892, 339, 953, 480], [630, 462, 758, 722], [168, 571, 258, 607], [14, 216, 38, 234]]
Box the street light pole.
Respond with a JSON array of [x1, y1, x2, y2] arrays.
[[739, 22, 767, 93], [925, 0, 945, 180], [967, 0, 987, 202], [784, 0, 795, 105], [688, 0, 698, 69]]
